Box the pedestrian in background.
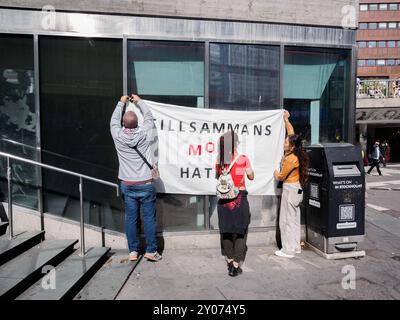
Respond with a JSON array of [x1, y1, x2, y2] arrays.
[[381, 140, 390, 167], [367, 140, 383, 176]]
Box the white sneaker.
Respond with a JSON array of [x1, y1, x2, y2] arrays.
[[144, 251, 162, 262], [295, 249, 301, 254], [129, 251, 138, 261], [275, 250, 294, 258]]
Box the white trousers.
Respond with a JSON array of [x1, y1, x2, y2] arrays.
[[280, 182, 303, 255]]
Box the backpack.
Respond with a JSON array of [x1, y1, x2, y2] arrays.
[[216, 154, 242, 200]]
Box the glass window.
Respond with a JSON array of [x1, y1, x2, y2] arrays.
[[40, 36, 124, 231], [284, 47, 351, 145], [388, 22, 397, 29], [358, 41, 367, 48], [210, 43, 280, 110], [398, 41, 400, 47], [378, 41, 386, 48], [360, 4, 368, 11], [128, 40, 205, 108], [358, 59, 366, 67], [369, 22, 377, 29], [379, 4, 388, 10], [157, 195, 205, 232], [378, 22, 387, 29], [387, 59, 395, 66], [396, 59, 400, 65], [359, 23, 368, 29], [368, 41, 377, 48], [389, 3, 398, 10], [367, 59, 376, 66], [0, 35, 38, 210], [369, 4, 378, 10], [388, 41, 396, 48], [208, 43, 280, 229], [377, 59, 386, 66], [127, 40, 206, 231]]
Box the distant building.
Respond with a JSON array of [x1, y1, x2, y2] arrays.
[[357, 0, 400, 78], [356, 1, 400, 162]]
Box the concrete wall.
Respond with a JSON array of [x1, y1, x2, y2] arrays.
[[0, 0, 359, 28]]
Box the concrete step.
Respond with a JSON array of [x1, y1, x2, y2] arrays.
[[0, 231, 45, 266], [0, 222, 8, 236], [0, 239, 77, 299], [17, 247, 110, 300], [74, 250, 140, 300]]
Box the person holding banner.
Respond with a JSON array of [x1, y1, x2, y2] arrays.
[[273, 110, 309, 258], [110, 94, 162, 262], [216, 131, 254, 277]]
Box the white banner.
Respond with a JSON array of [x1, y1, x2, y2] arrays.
[[128, 100, 285, 195]]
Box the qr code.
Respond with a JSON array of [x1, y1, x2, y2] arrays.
[[339, 205, 355, 221], [310, 183, 319, 200]]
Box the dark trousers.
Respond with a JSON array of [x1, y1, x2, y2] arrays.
[[221, 231, 248, 263], [367, 159, 382, 175]]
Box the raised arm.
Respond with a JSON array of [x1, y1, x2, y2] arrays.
[[110, 95, 129, 140], [132, 95, 154, 132], [284, 110, 295, 137]]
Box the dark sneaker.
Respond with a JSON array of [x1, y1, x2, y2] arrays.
[[144, 251, 162, 262], [227, 261, 234, 273], [229, 266, 243, 277]]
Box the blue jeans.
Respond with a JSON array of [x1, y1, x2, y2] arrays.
[[120, 183, 157, 253]]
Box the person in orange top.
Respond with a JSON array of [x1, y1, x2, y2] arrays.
[[273, 110, 309, 258]]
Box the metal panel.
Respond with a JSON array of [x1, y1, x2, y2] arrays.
[[33, 34, 44, 232], [279, 44, 284, 108], [204, 41, 210, 109], [122, 35, 127, 96], [204, 41, 210, 230], [0, 9, 356, 47], [348, 46, 358, 143]]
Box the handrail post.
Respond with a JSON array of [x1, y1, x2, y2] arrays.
[[79, 176, 85, 257], [6, 157, 14, 239]]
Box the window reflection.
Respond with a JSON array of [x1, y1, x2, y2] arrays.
[[0, 35, 38, 209], [284, 47, 351, 144], [209, 43, 280, 110], [128, 40, 205, 108], [40, 36, 123, 229]]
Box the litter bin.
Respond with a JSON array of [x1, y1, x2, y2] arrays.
[[305, 143, 366, 259]]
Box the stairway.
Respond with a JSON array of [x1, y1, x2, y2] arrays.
[[74, 250, 140, 300], [0, 229, 110, 300]]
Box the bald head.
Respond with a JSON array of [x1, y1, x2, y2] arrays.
[[123, 111, 138, 129]]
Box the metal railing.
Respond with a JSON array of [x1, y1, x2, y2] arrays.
[[0, 151, 119, 257], [357, 79, 400, 99]]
